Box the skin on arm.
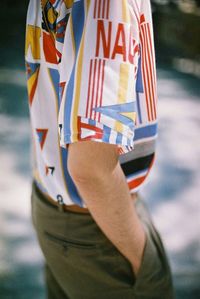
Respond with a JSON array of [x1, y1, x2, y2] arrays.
[[67, 140, 146, 275]]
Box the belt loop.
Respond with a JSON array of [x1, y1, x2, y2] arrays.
[[56, 194, 65, 212]]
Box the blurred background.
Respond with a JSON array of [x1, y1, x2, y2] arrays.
[[0, 0, 200, 298]]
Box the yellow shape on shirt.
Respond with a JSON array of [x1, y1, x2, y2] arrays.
[[120, 112, 137, 122], [47, 7, 57, 25], [25, 25, 41, 60], [114, 63, 130, 133], [63, 0, 74, 8]]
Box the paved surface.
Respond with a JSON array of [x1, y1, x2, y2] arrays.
[[0, 2, 200, 298]]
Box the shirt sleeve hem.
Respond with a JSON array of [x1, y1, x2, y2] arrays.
[[60, 132, 135, 155]]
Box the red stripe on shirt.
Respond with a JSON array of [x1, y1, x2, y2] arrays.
[[128, 154, 156, 190], [79, 121, 104, 140], [98, 0, 102, 19], [102, 0, 106, 19], [86, 60, 93, 118], [106, 0, 110, 19], [94, 60, 102, 119], [80, 121, 103, 133], [98, 59, 105, 122], [143, 24, 157, 120], [128, 175, 146, 190], [94, 0, 97, 19], [146, 24, 157, 119], [145, 24, 156, 119], [77, 116, 82, 141], [140, 29, 151, 121], [141, 25, 154, 120], [90, 59, 97, 119]]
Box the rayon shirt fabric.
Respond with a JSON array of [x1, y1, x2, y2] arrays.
[[25, 0, 158, 207]]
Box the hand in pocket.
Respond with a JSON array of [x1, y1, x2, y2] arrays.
[[129, 222, 148, 276]]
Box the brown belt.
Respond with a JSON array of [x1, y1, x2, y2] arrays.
[[36, 183, 138, 214], [46, 193, 91, 214]]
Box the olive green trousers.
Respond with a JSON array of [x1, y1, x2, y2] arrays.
[[31, 181, 175, 299]]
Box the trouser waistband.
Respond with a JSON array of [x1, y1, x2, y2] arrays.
[[33, 180, 138, 214]]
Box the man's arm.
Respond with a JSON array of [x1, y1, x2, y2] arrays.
[[68, 140, 146, 275]]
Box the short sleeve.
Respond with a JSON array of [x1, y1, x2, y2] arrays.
[[58, 0, 142, 155]]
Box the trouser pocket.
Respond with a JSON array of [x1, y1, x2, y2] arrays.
[[111, 199, 175, 298], [131, 215, 175, 298]]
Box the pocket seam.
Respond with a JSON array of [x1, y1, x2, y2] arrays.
[[44, 231, 99, 250]]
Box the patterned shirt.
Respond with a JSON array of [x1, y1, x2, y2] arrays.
[[25, 0, 158, 207]]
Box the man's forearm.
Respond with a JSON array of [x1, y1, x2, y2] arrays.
[[72, 161, 146, 274]]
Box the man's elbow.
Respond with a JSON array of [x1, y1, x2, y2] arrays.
[[67, 140, 119, 184]]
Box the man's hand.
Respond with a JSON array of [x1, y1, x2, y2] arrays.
[[68, 140, 146, 275]]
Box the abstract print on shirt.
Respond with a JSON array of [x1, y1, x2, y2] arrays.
[[25, 0, 158, 207]]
